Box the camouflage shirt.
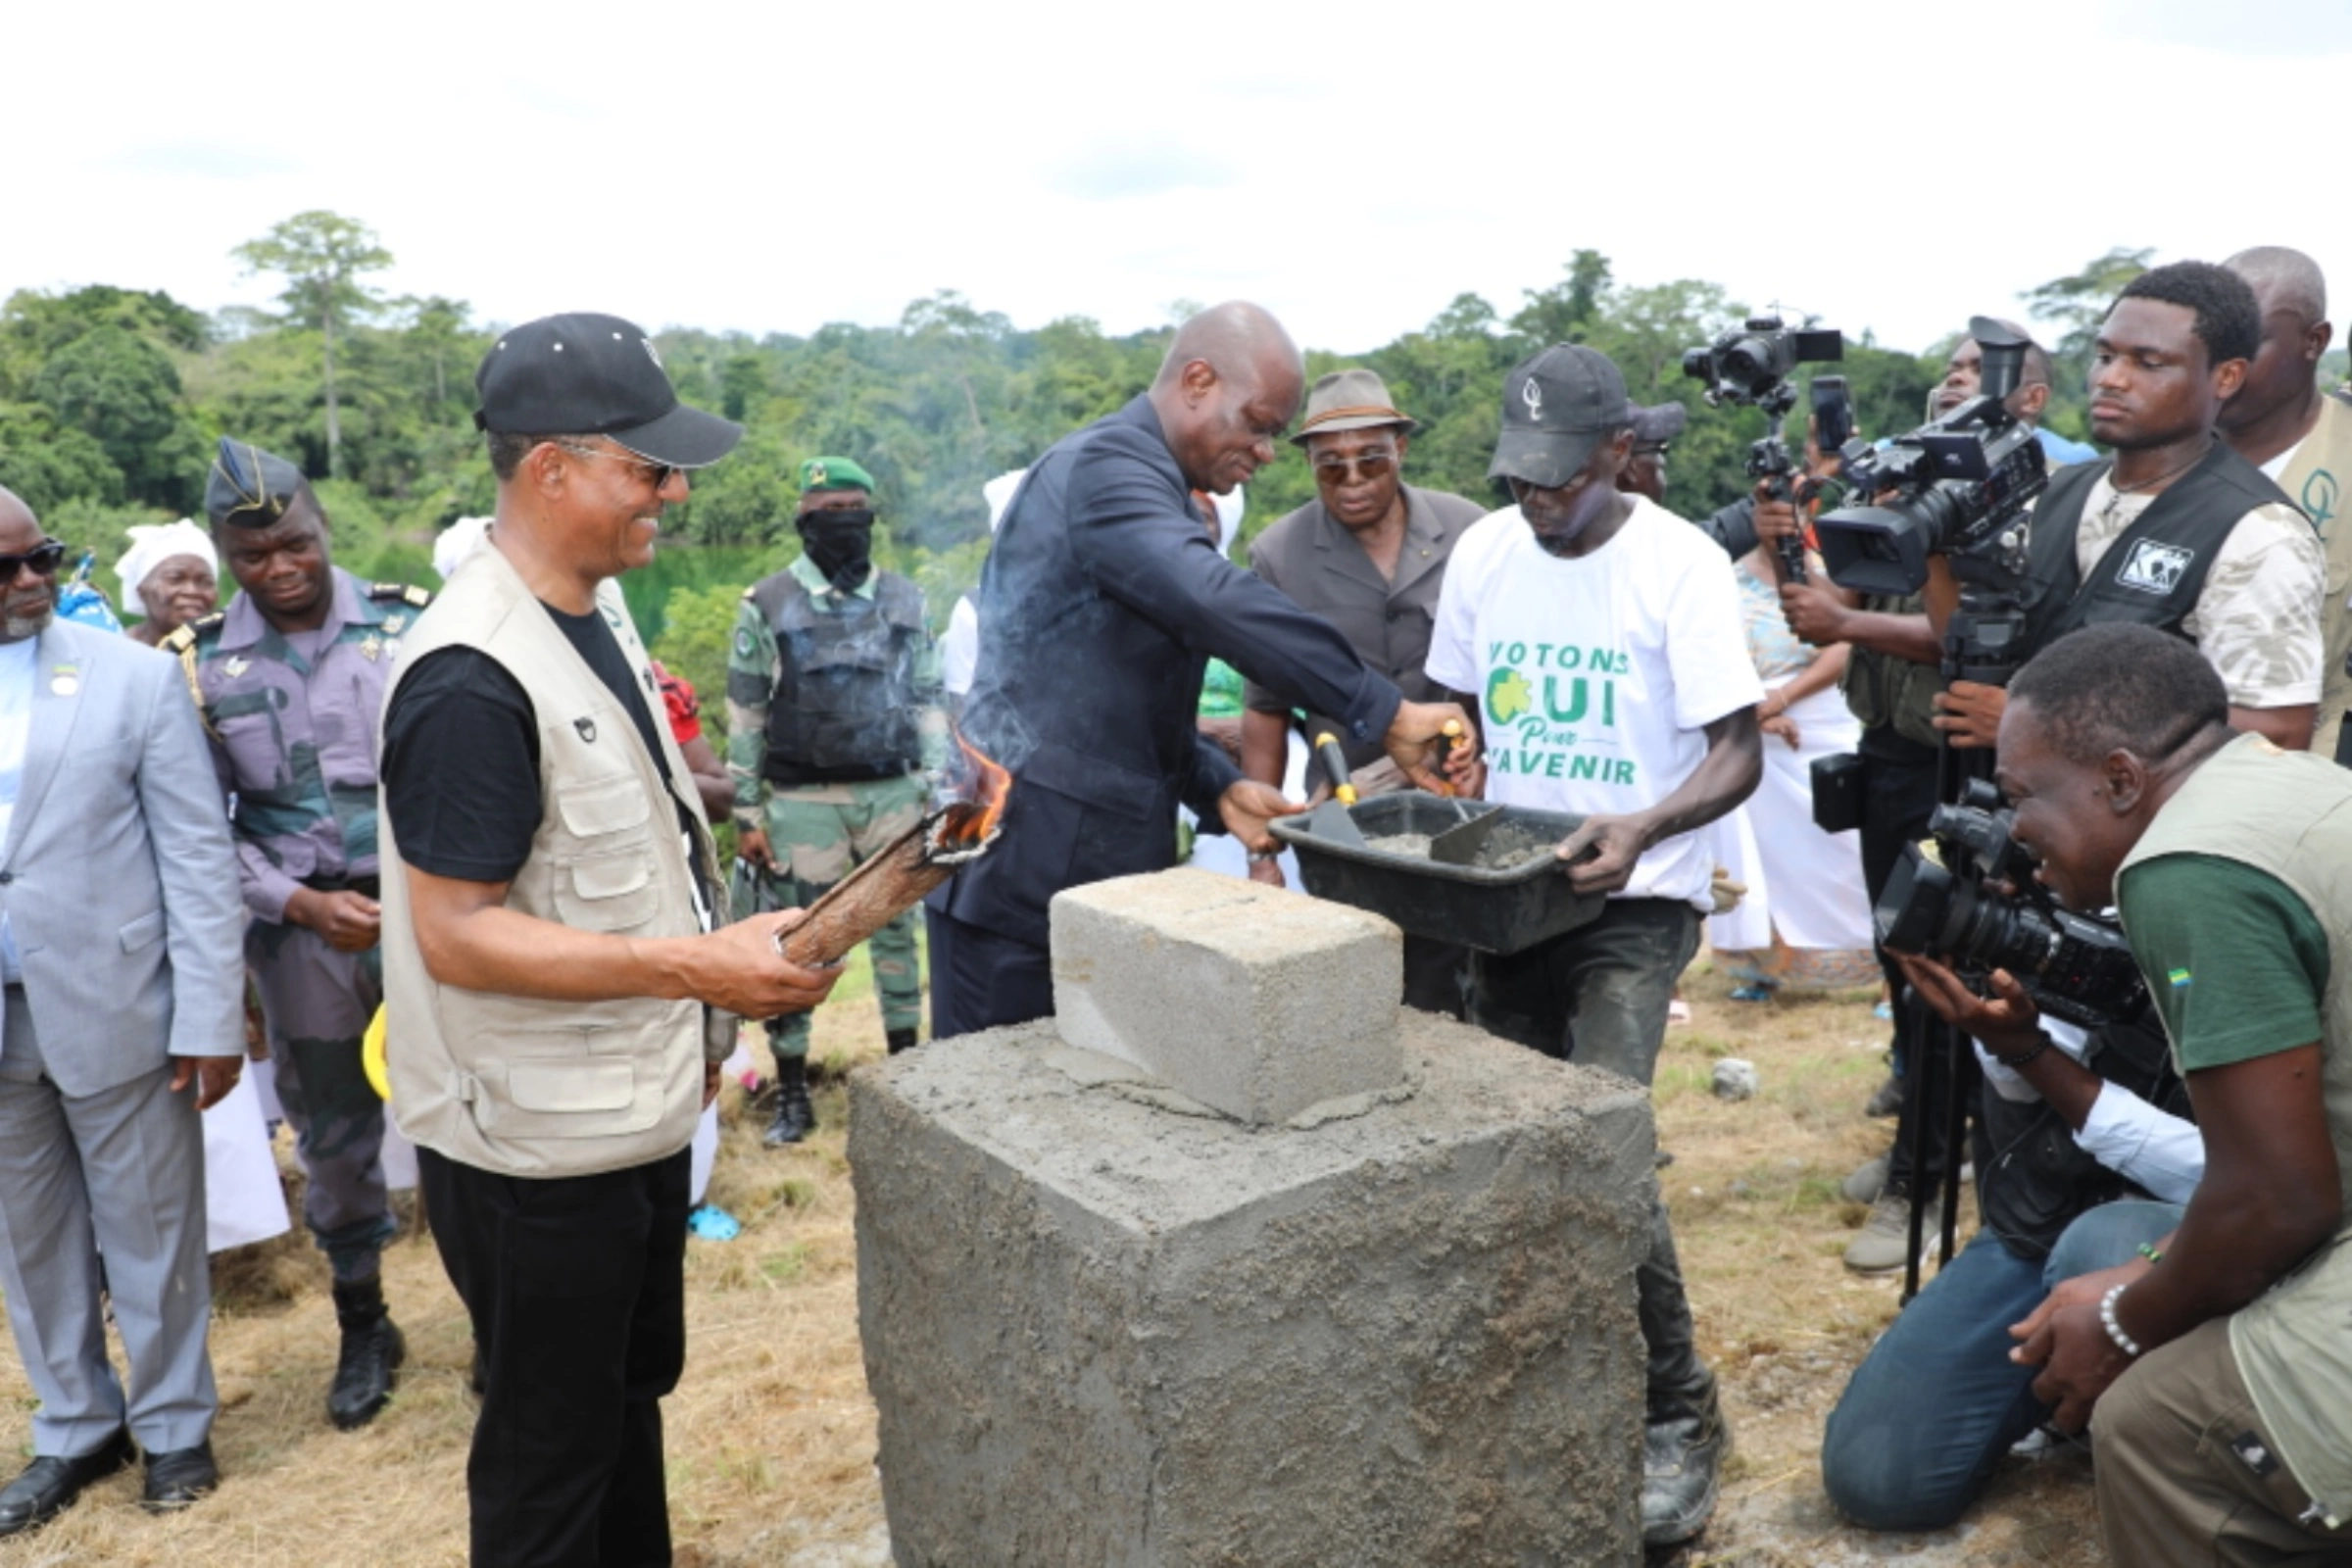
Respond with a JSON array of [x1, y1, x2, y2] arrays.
[[167, 566, 431, 923], [2074, 481, 2325, 710], [725, 553, 945, 827]]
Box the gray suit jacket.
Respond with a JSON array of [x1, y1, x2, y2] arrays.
[[0, 619, 245, 1097]]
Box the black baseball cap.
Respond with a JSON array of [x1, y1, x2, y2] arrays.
[[1488, 345, 1632, 489], [474, 312, 742, 468], [1629, 401, 1689, 449]]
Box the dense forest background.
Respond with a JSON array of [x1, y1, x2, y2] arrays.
[[9, 212, 2335, 742]]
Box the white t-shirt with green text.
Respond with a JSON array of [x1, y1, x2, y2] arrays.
[[1427, 497, 1763, 908]]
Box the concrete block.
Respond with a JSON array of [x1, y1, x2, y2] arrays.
[[852, 1009, 1656, 1567], [1050, 868, 1402, 1123]]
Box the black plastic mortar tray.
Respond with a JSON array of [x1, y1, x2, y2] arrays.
[[1269, 792, 1603, 955]]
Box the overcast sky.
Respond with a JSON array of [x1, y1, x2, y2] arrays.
[[11, 0, 2351, 360]]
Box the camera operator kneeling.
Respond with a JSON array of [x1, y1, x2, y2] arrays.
[[1819, 872, 2200, 1529], [1871, 625, 2352, 1564]]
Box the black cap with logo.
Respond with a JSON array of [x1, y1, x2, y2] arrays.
[[473, 312, 742, 468], [1487, 344, 1632, 490]]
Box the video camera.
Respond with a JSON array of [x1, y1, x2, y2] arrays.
[[1682, 316, 1844, 411], [1681, 314, 1843, 581], [1814, 317, 2049, 597], [1876, 780, 2147, 1029]]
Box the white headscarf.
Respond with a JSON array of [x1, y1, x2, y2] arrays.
[[434, 515, 494, 581], [116, 519, 218, 599]]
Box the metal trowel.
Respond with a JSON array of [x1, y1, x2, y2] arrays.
[[1428, 805, 1505, 867], [1307, 732, 1367, 847]]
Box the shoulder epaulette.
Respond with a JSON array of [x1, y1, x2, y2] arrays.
[[370, 582, 432, 608], [163, 612, 226, 741]]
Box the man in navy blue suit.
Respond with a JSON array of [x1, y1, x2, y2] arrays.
[[928, 302, 1468, 1036]]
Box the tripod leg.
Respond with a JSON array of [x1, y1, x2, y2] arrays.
[[1938, 1019, 1970, 1265], [1901, 1010, 1938, 1302]]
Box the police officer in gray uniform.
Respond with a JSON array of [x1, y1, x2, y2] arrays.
[[167, 439, 427, 1430]]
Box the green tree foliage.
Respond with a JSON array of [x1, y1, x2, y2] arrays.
[[2024, 246, 2153, 441], [649, 583, 748, 748], [6, 217, 2170, 637], [0, 403, 123, 517], [32, 325, 207, 509], [232, 210, 395, 480]]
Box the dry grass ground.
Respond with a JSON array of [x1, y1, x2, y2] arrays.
[[0, 946, 2109, 1567]]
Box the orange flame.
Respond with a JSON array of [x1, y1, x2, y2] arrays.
[[936, 730, 1012, 849]]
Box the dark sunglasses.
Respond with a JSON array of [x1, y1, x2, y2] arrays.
[[0, 540, 67, 580], [555, 442, 679, 492], [1311, 451, 1397, 485]]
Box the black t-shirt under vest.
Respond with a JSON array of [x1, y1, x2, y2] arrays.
[[2020, 441, 2300, 654]]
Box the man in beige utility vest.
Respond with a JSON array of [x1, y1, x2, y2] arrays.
[[1895, 621, 2352, 1567], [378, 313, 840, 1567], [2221, 247, 2352, 754]]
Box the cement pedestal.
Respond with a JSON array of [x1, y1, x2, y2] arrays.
[[852, 1010, 1654, 1566]]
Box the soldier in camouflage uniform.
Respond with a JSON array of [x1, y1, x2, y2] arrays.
[[728, 457, 944, 1146], [166, 439, 425, 1430]]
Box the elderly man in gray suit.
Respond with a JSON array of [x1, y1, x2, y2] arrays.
[[0, 484, 247, 1536]]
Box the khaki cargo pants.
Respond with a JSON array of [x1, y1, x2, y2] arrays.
[[2094, 1315, 2352, 1566], [751, 774, 927, 1060]]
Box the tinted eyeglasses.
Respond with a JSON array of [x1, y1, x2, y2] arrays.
[[555, 441, 679, 492], [1311, 451, 1397, 485], [0, 539, 67, 580]]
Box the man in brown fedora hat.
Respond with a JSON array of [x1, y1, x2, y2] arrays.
[[1238, 367, 1487, 1013]]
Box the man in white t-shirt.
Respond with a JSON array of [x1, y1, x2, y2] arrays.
[[1428, 343, 1763, 1548]]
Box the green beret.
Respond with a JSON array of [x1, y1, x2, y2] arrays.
[[798, 456, 875, 495]]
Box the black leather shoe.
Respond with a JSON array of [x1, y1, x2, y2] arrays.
[[885, 1026, 918, 1055], [139, 1441, 219, 1512], [0, 1428, 134, 1537], [328, 1277, 406, 1430], [1641, 1379, 1729, 1547], [764, 1057, 814, 1147]]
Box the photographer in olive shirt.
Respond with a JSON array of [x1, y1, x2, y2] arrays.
[[1902, 623, 2352, 1565]]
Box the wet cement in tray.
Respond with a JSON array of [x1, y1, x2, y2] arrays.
[[1364, 827, 1552, 870]]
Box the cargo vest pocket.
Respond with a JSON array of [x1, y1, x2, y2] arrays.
[[554, 850, 661, 932], [556, 772, 654, 838], [472, 1036, 661, 1140]]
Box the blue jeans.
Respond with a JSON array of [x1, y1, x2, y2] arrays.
[[1822, 1200, 2184, 1531]]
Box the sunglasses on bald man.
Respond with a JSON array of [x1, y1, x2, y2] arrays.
[[0, 540, 67, 580]]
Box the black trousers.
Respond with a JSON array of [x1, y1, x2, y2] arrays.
[[419, 1145, 691, 1568], [926, 906, 1054, 1040], [1855, 730, 1971, 1196], [1400, 934, 1469, 1019], [1471, 899, 1713, 1414]]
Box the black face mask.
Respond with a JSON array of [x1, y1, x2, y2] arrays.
[[798, 509, 875, 592]]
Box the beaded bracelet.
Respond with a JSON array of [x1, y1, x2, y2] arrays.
[[1995, 1034, 2051, 1069], [2100, 1284, 2143, 1358]]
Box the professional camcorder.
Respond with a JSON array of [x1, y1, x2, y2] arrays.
[[1681, 314, 1843, 581], [1681, 316, 1844, 409], [1876, 781, 2148, 1029], [1814, 317, 2050, 597]]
